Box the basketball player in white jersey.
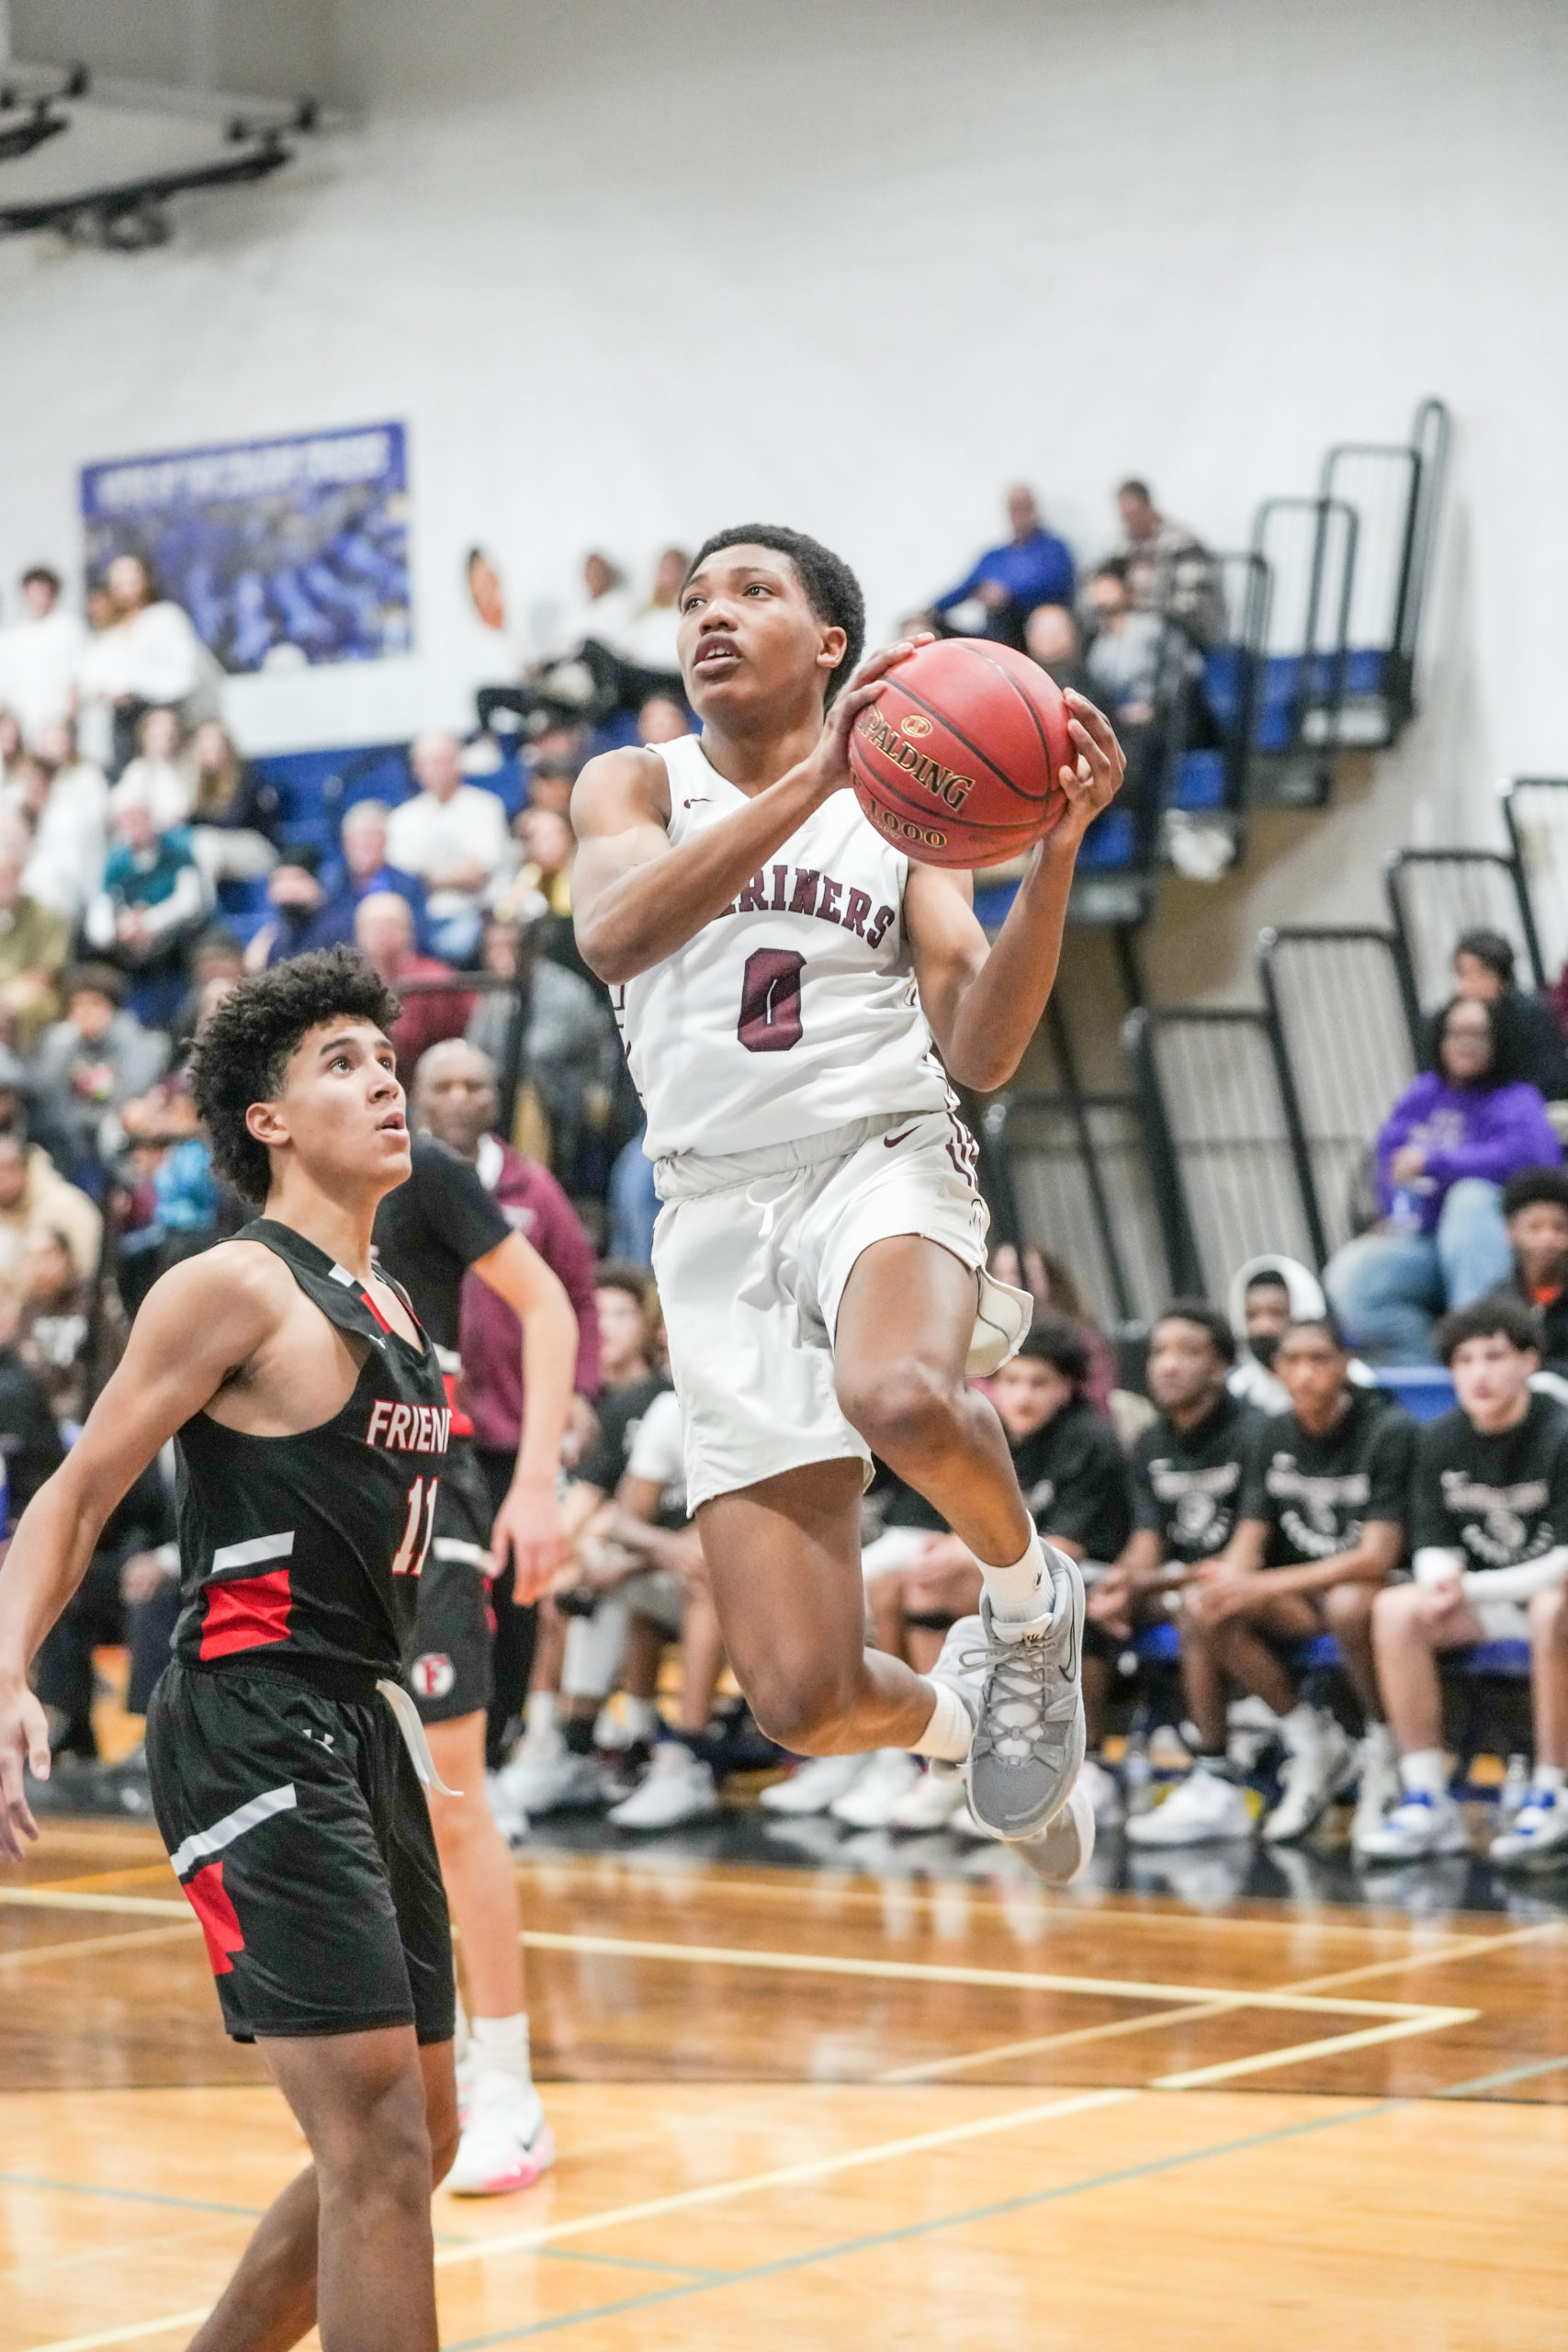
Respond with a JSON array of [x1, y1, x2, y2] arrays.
[[571, 526, 1123, 1861]]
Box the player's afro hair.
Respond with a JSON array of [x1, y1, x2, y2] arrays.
[[188, 946, 400, 1205], [683, 524, 865, 704]]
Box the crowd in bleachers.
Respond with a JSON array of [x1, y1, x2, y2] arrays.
[[5, 492, 1568, 1887]]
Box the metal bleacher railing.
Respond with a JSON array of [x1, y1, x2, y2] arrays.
[[1123, 1005, 1318, 1297], [1384, 843, 1543, 1017], [1257, 925, 1415, 1261], [1501, 775, 1568, 985]]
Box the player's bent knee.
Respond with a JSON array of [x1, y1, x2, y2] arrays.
[[839, 1354, 962, 1463], [1324, 1580, 1373, 1626], [747, 1666, 863, 1756]]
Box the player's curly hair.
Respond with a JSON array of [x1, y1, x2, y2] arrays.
[[683, 524, 865, 704], [188, 946, 400, 1204]]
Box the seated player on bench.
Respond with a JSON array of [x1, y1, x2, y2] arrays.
[[1088, 1302, 1264, 1825], [1130, 1315, 1413, 1850], [1359, 1295, 1568, 1869]]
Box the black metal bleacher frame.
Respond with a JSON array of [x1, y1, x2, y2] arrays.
[[1501, 775, 1568, 986], [1384, 845, 1543, 1028], [1317, 395, 1451, 747], [1246, 492, 1358, 803], [1257, 926, 1416, 1262], [1125, 1005, 1319, 1297]]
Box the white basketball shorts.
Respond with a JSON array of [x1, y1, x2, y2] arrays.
[[651, 1108, 1032, 1512]]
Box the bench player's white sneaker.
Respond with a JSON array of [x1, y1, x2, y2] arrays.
[[607, 1742, 719, 1830], [759, 1753, 869, 1816], [446, 2073, 555, 2197], [1124, 1762, 1254, 1847], [1353, 1789, 1471, 1863], [886, 1759, 970, 1832], [1489, 1785, 1568, 1871], [829, 1747, 921, 1828]]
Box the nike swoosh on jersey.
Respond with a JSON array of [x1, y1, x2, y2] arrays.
[[883, 1126, 918, 1148]]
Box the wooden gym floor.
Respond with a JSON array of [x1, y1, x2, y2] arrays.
[[4, 1820, 1566, 2350]]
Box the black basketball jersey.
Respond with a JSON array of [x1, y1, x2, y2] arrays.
[[170, 1218, 452, 1683]]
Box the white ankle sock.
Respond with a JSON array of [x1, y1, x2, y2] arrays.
[[1281, 1702, 1325, 1756], [524, 1693, 558, 1747], [977, 1532, 1048, 1624], [1534, 1762, 1566, 1791], [622, 1696, 660, 1743], [453, 1992, 470, 2066], [1399, 1747, 1448, 1799], [913, 1678, 973, 1763], [471, 2012, 532, 2086]]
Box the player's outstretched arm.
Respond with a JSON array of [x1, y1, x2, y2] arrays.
[[471, 1229, 577, 1600], [0, 1248, 282, 1859], [906, 690, 1123, 1092], [571, 639, 926, 985]]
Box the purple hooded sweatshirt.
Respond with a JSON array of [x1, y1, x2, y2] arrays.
[[1375, 1073, 1562, 1233]]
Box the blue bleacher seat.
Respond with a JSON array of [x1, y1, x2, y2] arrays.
[[1456, 1641, 1531, 1677], [1201, 646, 1244, 730], [1376, 1367, 1457, 1422], [1074, 807, 1137, 869], [1173, 750, 1226, 809]]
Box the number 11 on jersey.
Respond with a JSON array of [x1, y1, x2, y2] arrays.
[[391, 1476, 439, 1577]]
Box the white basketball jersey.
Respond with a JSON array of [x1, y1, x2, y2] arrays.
[[617, 734, 952, 1160]]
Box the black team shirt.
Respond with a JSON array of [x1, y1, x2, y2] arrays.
[[1411, 1392, 1568, 1573], [373, 1136, 512, 1359], [875, 1397, 1132, 1562], [1132, 1390, 1265, 1568], [1243, 1385, 1416, 1567]]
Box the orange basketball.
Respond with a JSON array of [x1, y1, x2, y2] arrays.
[[847, 637, 1072, 869]]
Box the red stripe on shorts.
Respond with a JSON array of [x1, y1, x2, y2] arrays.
[[184, 1860, 245, 1976]]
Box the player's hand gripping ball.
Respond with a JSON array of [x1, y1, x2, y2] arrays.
[[848, 637, 1072, 869]]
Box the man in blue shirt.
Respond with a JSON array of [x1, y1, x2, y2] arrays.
[[933, 485, 1076, 650]]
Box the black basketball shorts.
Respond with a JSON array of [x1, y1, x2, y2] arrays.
[[144, 1657, 455, 2045], [408, 1443, 496, 1726]]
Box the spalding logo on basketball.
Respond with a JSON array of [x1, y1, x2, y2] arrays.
[[412, 1652, 456, 1700], [848, 637, 1072, 870]]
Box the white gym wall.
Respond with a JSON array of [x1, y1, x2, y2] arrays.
[[0, 0, 1563, 992]]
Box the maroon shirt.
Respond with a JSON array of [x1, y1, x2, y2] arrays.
[[388, 953, 475, 1078], [457, 1134, 600, 1451]]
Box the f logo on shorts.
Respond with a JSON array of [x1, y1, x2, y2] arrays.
[[412, 1653, 456, 1701]]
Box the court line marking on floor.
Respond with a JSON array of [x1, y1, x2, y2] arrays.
[[14, 2089, 1132, 2352], [1280, 1916, 1562, 1994], [25, 1863, 181, 1896], [1148, 2007, 1479, 2090], [0, 1923, 195, 1972], [517, 1927, 1461, 2022], [440, 2098, 1404, 2348], [0, 1887, 188, 1918], [0, 2170, 265, 2219], [1432, 2049, 1568, 2098]]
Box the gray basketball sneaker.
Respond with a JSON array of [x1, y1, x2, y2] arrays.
[[928, 1547, 1086, 1841]]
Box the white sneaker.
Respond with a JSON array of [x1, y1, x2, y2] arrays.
[[446, 2071, 555, 2197], [1262, 1717, 1356, 1846], [1349, 1725, 1401, 1849], [886, 1760, 970, 1832], [1490, 1785, 1568, 1870], [607, 1742, 718, 1831], [829, 1747, 922, 1828], [1124, 1763, 1255, 1847], [1354, 1789, 1472, 1862], [759, 1752, 870, 1816], [1076, 1754, 1124, 1829], [1017, 1781, 1097, 1887], [484, 1770, 529, 1849], [499, 1747, 610, 1816]]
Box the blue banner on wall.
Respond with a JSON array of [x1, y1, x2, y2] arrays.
[[80, 422, 411, 674]]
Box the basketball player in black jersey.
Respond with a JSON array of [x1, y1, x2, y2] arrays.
[[0, 948, 569, 2352]]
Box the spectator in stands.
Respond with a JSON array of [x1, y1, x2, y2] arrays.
[[169, 929, 245, 1050], [244, 842, 355, 970], [465, 913, 622, 1196], [845, 1317, 1132, 1833], [988, 1240, 1117, 1416], [354, 890, 473, 1076], [501, 805, 590, 982], [184, 718, 280, 890], [0, 566, 85, 745], [31, 1459, 175, 1767], [1359, 1297, 1568, 1867], [1083, 561, 1164, 725], [522, 757, 580, 820], [16, 1220, 123, 1432], [931, 485, 1075, 651], [333, 798, 427, 932], [83, 797, 205, 1022], [500, 1262, 667, 1813], [636, 694, 691, 747], [386, 732, 510, 964], [1441, 927, 1568, 1101], [110, 706, 194, 832], [77, 554, 209, 776], [1130, 1315, 1412, 1852], [0, 814, 70, 1051], [1502, 1169, 1568, 1380], [19, 717, 108, 923], [1112, 479, 1224, 647], [615, 547, 688, 702], [30, 965, 168, 1189], [1226, 1255, 1376, 1415], [1088, 1305, 1265, 1822], [0, 1124, 101, 1317], [1023, 603, 1090, 695], [1325, 997, 1562, 1363]]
